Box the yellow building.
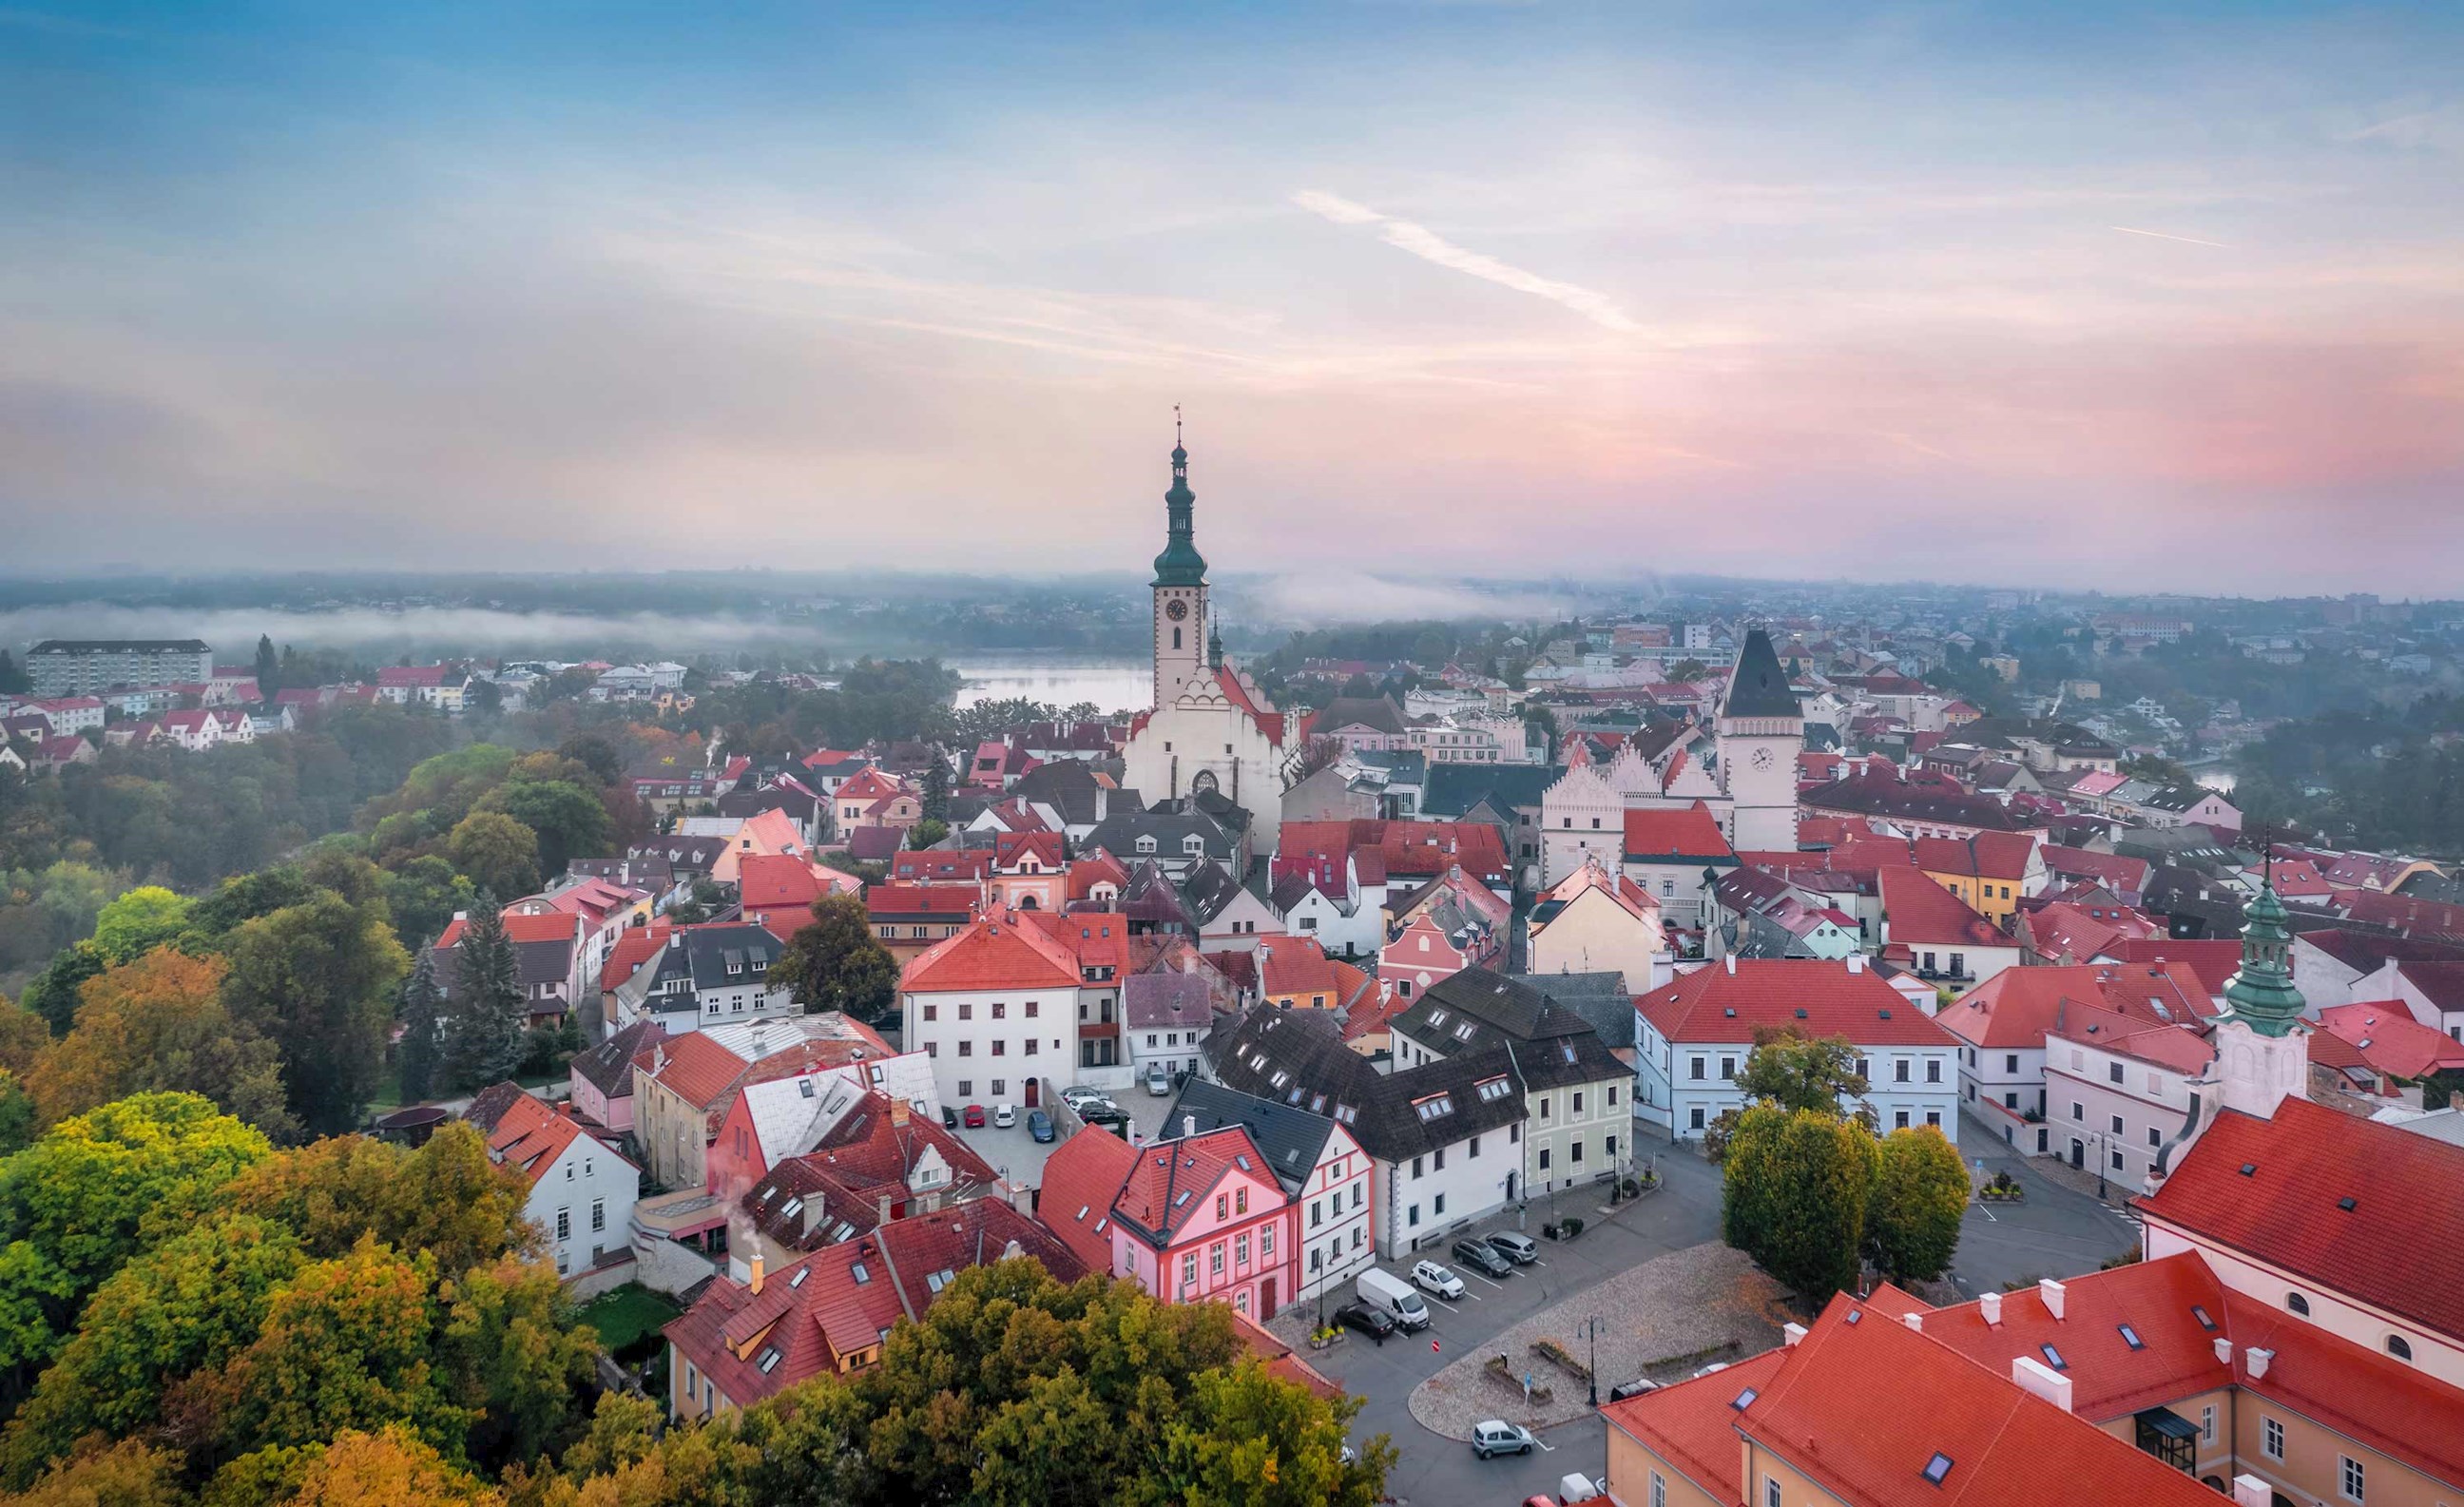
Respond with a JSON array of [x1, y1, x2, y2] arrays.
[[1913, 832, 2040, 925]]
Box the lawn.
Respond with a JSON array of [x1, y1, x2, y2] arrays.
[[577, 1285, 683, 1358]]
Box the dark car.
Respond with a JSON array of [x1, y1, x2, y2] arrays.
[[1485, 1231, 1540, 1265], [1027, 1110, 1055, 1143], [1608, 1378, 1660, 1401], [1333, 1301, 1397, 1345], [1451, 1239, 1514, 1279], [963, 1103, 988, 1129], [940, 1105, 959, 1130]]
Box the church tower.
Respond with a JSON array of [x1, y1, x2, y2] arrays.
[[1717, 627, 1804, 851], [2146, 875, 2311, 1191], [1150, 425, 1209, 710]]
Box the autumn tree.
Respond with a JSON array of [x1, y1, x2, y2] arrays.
[[766, 892, 897, 1021], [448, 813, 540, 903], [434, 1257, 598, 1470], [3, 1437, 186, 1507], [444, 898, 526, 1090], [0, 1093, 272, 1385], [219, 1123, 537, 1272], [220, 885, 410, 1137], [87, 887, 193, 963], [1721, 1104, 1881, 1301], [27, 948, 295, 1138], [399, 950, 443, 1104], [1866, 1125, 1970, 1284], [289, 1424, 506, 1507], [1735, 1028, 1872, 1124]]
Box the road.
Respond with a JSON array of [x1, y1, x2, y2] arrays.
[[1315, 1117, 2139, 1507]]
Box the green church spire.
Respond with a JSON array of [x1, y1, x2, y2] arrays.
[[2219, 874, 2306, 1037], [1151, 410, 1208, 588]]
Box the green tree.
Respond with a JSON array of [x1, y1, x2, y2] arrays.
[[0, 1093, 272, 1384], [186, 866, 321, 948], [906, 819, 950, 850], [20, 946, 105, 1036], [553, 736, 626, 790], [447, 814, 539, 901], [385, 856, 472, 953], [255, 635, 282, 701], [27, 949, 296, 1139], [0, 1215, 307, 1485], [0, 652, 27, 697], [919, 759, 952, 822], [1866, 1126, 1971, 1284], [1721, 1104, 1880, 1301], [767, 893, 897, 1021], [1141, 1361, 1393, 1507], [217, 1124, 537, 1272], [88, 889, 193, 964], [443, 899, 525, 1091], [0, 1076, 31, 1159], [1734, 1028, 1873, 1126], [435, 1257, 597, 1470], [221, 891, 410, 1137], [398, 951, 443, 1105], [474, 781, 608, 882]]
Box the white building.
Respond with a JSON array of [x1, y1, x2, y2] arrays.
[[607, 923, 797, 1035], [897, 912, 1103, 1110], [467, 1084, 642, 1297], [1634, 956, 1962, 1142], [2045, 1017, 2212, 1189], [1715, 628, 1806, 853]]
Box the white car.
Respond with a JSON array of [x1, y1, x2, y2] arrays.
[[993, 1103, 1016, 1129], [1410, 1260, 1465, 1300], [1470, 1420, 1536, 1459]]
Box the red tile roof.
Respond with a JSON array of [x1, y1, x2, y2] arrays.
[[1913, 832, 2037, 882], [2316, 1002, 2464, 1079], [1913, 1252, 2225, 1419], [2135, 1096, 2464, 1343], [1602, 1347, 1790, 1503], [1036, 1125, 1138, 1273], [1620, 801, 1736, 862], [1111, 1127, 1272, 1245], [889, 849, 994, 882], [1877, 866, 2009, 949], [1258, 937, 1340, 999], [866, 882, 983, 918], [645, 1031, 755, 1111], [2102, 937, 2243, 996], [1937, 963, 2213, 1051], [1637, 959, 1956, 1047], [2040, 844, 2152, 896], [603, 922, 673, 991], [993, 830, 1065, 871], [504, 910, 581, 946], [737, 854, 826, 913], [2221, 1289, 2464, 1488]]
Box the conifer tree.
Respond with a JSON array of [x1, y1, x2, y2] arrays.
[[445, 896, 525, 1089], [397, 950, 442, 1103]]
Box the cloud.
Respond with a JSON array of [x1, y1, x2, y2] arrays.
[[2109, 224, 2229, 249], [1233, 571, 1578, 625], [1292, 190, 1641, 332]]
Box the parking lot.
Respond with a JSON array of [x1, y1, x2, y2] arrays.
[[949, 1079, 1181, 1191]]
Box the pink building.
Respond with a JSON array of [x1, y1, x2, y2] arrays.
[[1041, 1124, 1299, 1324]]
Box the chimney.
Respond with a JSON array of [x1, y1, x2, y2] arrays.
[[1002, 1237, 1023, 1262], [1782, 1323, 1807, 1347], [2245, 1346, 2273, 1381], [653, 1043, 668, 1075], [876, 1192, 894, 1227], [1725, 955, 1738, 976], [2232, 1478, 2272, 1507], [2037, 1277, 2066, 1320], [1183, 1114, 1198, 1139], [2212, 1337, 2232, 1365], [890, 1097, 909, 1129], [1847, 952, 1865, 974], [1979, 1291, 2002, 1325], [748, 1248, 765, 1295], [2010, 1355, 2073, 1413], [1900, 1310, 1923, 1333]]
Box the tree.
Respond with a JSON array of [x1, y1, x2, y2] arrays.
[[0, 1093, 272, 1383], [0, 1215, 307, 1485], [1285, 738, 1345, 790], [448, 813, 540, 901], [27, 949, 296, 1138], [767, 893, 897, 1020], [255, 635, 282, 701], [919, 758, 953, 822], [4, 1437, 186, 1507], [88, 888, 194, 963], [906, 819, 950, 850], [186, 866, 321, 948], [474, 781, 608, 881], [434, 1258, 597, 1470], [555, 736, 626, 790], [217, 1124, 537, 1272], [221, 891, 410, 1137], [289, 1424, 506, 1507], [0, 1004, 50, 1078], [444, 898, 526, 1091], [1866, 1126, 1970, 1284], [386, 856, 472, 954], [1721, 1104, 1880, 1301], [0, 1076, 30, 1159], [20, 945, 106, 1036], [398, 951, 444, 1105], [1734, 1029, 1873, 1126], [1141, 1361, 1393, 1507], [0, 651, 27, 697]]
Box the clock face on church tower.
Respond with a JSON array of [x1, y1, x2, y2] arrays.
[[1750, 746, 1776, 770], [1165, 599, 1189, 622]]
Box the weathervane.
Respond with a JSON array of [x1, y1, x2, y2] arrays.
[[1174, 403, 1183, 447]]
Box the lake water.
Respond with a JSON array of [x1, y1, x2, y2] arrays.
[[951, 657, 1148, 715]]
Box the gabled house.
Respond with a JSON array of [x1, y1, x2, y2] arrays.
[[1877, 865, 2021, 989], [464, 1084, 640, 1293], [1391, 968, 1633, 1197], [607, 922, 795, 1035], [1527, 856, 1665, 990], [1039, 1122, 1299, 1323]]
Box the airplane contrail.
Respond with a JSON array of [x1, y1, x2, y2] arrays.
[[2109, 224, 2228, 248]]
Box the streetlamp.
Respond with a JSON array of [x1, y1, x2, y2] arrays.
[[1586, 1316, 1602, 1407]]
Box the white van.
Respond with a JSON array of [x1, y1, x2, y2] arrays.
[[1356, 1268, 1432, 1331]]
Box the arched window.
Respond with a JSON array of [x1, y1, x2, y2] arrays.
[[2388, 1335, 2413, 1362], [2286, 1292, 2311, 1317], [1172, 628, 1182, 649]]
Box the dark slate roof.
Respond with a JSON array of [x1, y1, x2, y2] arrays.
[[462, 1080, 534, 1134], [1087, 807, 1238, 864], [1723, 628, 1802, 720], [1122, 859, 1197, 930], [1800, 775, 2029, 833], [1419, 762, 1560, 820], [717, 785, 818, 822], [1161, 1079, 1338, 1195], [1010, 760, 1110, 825], [629, 835, 729, 873], [1179, 860, 1250, 926], [1125, 971, 1216, 1033], [515, 938, 576, 989], [635, 924, 781, 997], [1204, 1006, 1525, 1162], [571, 1019, 665, 1099], [1393, 968, 1627, 1092], [1311, 695, 1409, 737], [1510, 971, 1637, 1051]]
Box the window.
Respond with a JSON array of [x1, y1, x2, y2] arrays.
[[1235, 1233, 1249, 1265], [1540, 1096, 1553, 1120], [1261, 1226, 1272, 1256], [1690, 1057, 1706, 1081], [957, 1079, 972, 1096], [1572, 1091, 1585, 1114], [1719, 1056, 1736, 1080], [1433, 1193, 1445, 1216], [991, 1001, 1006, 1018], [1571, 1140, 1584, 1165], [2109, 1113, 2125, 1134], [590, 1199, 606, 1232], [923, 1004, 937, 1022], [1538, 1148, 1550, 1170], [991, 1040, 1005, 1056], [1895, 1110, 1911, 1130], [2201, 1404, 2215, 1444], [1607, 1084, 1618, 1106], [1183, 1254, 1197, 1285], [1211, 1243, 1225, 1276], [2108, 1062, 2124, 1085], [958, 1040, 972, 1056], [555, 1208, 570, 1241], [1408, 1204, 1420, 1227], [1433, 1147, 1445, 1171], [1895, 1059, 1911, 1083], [2109, 1150, 2125, 1171], [2262, 1417, 2284, 1460], [1607, 1133, 1619, 1160], [1025, 1000, 1039, 1017], [2287, 1292, 2311, 1317], [1925, 1110, 1941, 1128], [1926, 1060, 1941, 1084], [1411, 1156, 1423, 1179], [1948, 953, 1965, 976], [1352, 1184, 1363, 1208], [1217, 1194, 1229, 1220], [1765, 1478, 1781, 1507], [2004, 1053, 2019, 1072], [2340, 1455, 2364, 1503], [1922, 1453, 1954, 1485], [1025, 1038, 1038, 1055], [1236, 1188, 1247, 1215], [2071, 1101, 2085, 1121], [958, 1003, 972, 1020], [1689, 1107, 1705, 1131], [2387, 1334, 2413, 1362]]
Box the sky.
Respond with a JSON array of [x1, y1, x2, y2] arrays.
[[2, 1, 2459, 596]]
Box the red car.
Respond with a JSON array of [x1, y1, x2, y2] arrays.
[[963, 1103, 988, 1128]]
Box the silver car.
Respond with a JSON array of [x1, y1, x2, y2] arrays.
[[1471, 1420, 1536, 1459]]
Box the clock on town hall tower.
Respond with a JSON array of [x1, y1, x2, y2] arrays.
[[1150, 418, 1210, 708]]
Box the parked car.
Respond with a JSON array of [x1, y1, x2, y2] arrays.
[[1607, 1379, 1660, 1402], [1145, 1063, 1172, 1096], [1060, 1085, 1107, 1110], [963, 1103, 987, 1128], [939, 1105, 959, 1130], [1355, 1268, 1432, 1331], [1486, 1231, 1540, 1265], [1333, 1302, 1396, 1345], [1452, 1239, 1513, 1279], [1027, 1110, 1055, 1143], [1471, 1420, 1536, 1459], [993, 1103, 1017, 1129], [1410, 1260, 1464, 1300]]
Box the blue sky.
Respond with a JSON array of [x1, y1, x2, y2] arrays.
[[3, 2, 2459, 593]]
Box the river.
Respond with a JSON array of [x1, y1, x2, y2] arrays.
[[950, 656, 1148, 715]]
